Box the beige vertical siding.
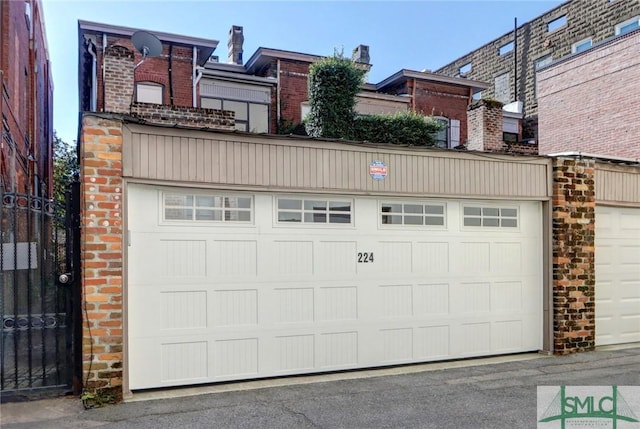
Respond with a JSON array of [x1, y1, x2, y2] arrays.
[[596, 163, 640, 206], [122, 124, 552, 199]]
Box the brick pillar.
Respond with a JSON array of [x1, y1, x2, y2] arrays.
[[552, 157, 596, 354], [466, 99, 503, 152], [80, 114, 124, 398], [104, 45, 134, 114]]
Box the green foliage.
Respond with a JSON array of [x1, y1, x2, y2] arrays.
[[353, 111, 444, 146], [81, 388, 120, 409], [277, 118, 308, 136], [303, 52, 444, 146], [305, 55, 365, 139], [53, 134, 78, 219]]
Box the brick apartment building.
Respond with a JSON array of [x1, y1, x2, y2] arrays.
[[78, 21, 489, 149], [1, 0, 54, 196], [436, 0, 640, 147], [537, 28, 640, 159]]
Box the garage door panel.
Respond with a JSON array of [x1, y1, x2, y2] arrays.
[[316, 241, 357, 275], [492, 320, 523, 352], [317, 286, 358, 321], [415, 325, 450, 359], [212, 289, 258, 327], [212, 240, 257, 277], [414, 283, 450, 316], [595, 205, 640, 346], [127, 185, 543, 389], [413, 242, 450, 274]]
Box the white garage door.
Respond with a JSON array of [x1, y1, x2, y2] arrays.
[[127, 184, 543, 390], [595, 206, 640, 346]]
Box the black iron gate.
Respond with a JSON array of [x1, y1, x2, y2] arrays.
[[0, 183, 81, 397]]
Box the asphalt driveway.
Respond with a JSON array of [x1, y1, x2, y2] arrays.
[[2, 345, 639, 428]]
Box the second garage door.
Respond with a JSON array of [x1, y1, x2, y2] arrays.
[[595, 205, 640, 346], [127, 184, 543, 390]]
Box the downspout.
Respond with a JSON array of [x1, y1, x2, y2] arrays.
[[192, 46, 201, 107], [513, 17, 518, 103], [87, 40, 98, 111], [101, 33, 106, 111], [28, 0, 37, 195], [411, 78, 417, 111], [276, 59, 281, 126], [168, 43, 174, 105]]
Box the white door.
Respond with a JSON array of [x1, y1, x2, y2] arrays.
[[127, 184, 543, 389], [595, 205, 640, 346]]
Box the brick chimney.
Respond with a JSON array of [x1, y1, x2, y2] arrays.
[[103, 45, 134, 114], [466, 99, 504, 152], [352, 44, 370, 64], [228, 25, 244, 65]]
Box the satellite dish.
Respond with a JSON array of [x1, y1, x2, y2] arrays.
[[132, 30, 162, 69]]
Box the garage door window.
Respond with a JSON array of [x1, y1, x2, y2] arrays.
[[463, 206, 518, 228], [380, 202, 445, 226], [277, 198, 352, 224], [163, 193, 252, 222]]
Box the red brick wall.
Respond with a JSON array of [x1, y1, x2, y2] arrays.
[[1, 0, 52, 195], [95, 36, 196, 112], [552, 157, 596, 354], [279, 59, 311, 126], [80, 115, 125, 394], [538, 30, 640, 158], [408, 80, 470, 144]]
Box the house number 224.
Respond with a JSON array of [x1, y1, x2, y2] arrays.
[[357, 252, 374, 263]]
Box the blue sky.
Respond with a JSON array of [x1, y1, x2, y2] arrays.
[[42, 0, 563, 144]]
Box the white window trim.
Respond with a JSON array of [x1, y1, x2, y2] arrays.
[[615, 16, 640, 35], [274, 196, 354, 227], [571, 37, 593, 54], [459, 63, 472, 76], [160, 191, 254, 226], [136, 82, 163, 104], [301, 101, 311, 122], [461, 204, 520, 230], [378, 200, 447, 229]]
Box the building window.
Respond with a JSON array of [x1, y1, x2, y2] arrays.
[[301, 102, 311, 121], [571, 38, 592, 54], [547, 15, 567, 32], [534, 54, 553, 97], [432, 117, 449, 148], [136, 82, 163, 104], [430, 117, 460, 149], [381, 202, 445, 226], [463, 206, 518, 228], [499, 41, 514, 56], [277, 198, 352, 224], [201, 98, 269, 133], [163, 193, 252, 223], [534, 54, 553, 71], [494, 72, 510, 104], [615, 16, 640, 35], [459, 63, 472, 75]]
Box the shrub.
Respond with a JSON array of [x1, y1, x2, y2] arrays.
[[305, 55, 365, 139], [353, 111, 444, 146]]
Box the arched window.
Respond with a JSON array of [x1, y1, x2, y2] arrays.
[[136, 82, 163, 104]]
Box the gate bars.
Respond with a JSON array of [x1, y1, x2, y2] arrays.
[[0, 186, 80, 395]]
